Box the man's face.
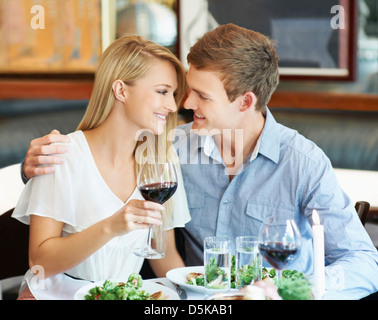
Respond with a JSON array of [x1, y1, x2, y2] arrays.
[[183, 66, 242, 134]]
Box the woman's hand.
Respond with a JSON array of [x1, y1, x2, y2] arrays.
[[106, 199, 164, 236]]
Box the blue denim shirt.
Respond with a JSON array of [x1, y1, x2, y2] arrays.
[[174, 108, 378, 299]]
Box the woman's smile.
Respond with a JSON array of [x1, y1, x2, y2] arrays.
[[154, 112, 168, 122]]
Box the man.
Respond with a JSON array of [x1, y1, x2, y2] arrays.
[[21, 24, 378, 299]]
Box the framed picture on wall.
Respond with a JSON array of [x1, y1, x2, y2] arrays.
[[0, 0, 102, 77], [205, 0, 357, 81], [0, 0, 179, 79]]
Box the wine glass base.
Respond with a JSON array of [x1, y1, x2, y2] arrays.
[[133, 248, 165, 259]]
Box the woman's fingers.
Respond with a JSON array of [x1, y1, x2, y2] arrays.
[[116, 200, 164, 232], [128, 200, 163, 224]]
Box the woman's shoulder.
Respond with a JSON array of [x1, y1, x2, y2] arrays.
[[66, 130, 86, 149], [52, 130, 93, 178], [64, 130, 91, 160]]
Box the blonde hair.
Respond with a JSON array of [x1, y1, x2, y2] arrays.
[[77, 35, 187, 221], [78, 35, 186, 131]]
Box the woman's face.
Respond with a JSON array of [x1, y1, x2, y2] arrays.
[[124, 59, 178, 135]]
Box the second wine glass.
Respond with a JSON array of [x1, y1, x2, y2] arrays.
[[258, 216, 301, 282], [133, 161, 178, 259]]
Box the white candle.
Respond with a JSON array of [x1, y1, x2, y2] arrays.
[[312, 209, 326, 299]]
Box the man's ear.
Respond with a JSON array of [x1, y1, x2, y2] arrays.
[[112, 79, 127, 102], [240, 92, 257, 112]]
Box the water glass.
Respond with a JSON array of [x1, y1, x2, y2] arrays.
[[235, 236, 262, 289], [203, 236, 231, 293]]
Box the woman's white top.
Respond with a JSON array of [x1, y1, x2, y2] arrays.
[[12, 130, 190, 299]]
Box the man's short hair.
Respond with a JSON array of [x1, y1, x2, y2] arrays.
[[187, 23, 280, 111]]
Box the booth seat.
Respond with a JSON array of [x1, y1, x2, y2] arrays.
[[0, 99, 88, 168]]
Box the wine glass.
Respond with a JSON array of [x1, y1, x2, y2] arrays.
[[258, 216, 301, 283], [133, 161, 178, 259]]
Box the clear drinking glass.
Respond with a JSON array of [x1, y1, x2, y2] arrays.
[[133, 161, 177, 259], [203, 236, 231, 293], [235, 236, 262, 289]]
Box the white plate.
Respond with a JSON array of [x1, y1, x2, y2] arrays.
[[166, 266, 205, 293], [74, 279, 179, 300]]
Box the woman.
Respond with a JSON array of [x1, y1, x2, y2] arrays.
[[12, 36, 190, 299]]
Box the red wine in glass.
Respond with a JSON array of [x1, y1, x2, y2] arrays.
[[134, 162, 178, 259], [139, 182, 178, 204], [258, 242, 298, 270], [258, 216, 301, 282]]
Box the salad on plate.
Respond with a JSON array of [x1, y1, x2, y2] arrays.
[[83, 273, 166, 300]]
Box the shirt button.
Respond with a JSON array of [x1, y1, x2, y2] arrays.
[[223, 200, 229, 204]]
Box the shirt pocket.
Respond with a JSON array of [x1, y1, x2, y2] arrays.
[[187, 191, 205, 209], [243, 202, 294, 236], [186, 191, 206, 236]]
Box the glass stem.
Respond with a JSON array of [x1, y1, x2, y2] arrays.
[[145, 224, 152, 250], [276, 269, 282, 286]]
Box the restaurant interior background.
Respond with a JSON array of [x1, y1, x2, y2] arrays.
[[0, 0, 377, 297]]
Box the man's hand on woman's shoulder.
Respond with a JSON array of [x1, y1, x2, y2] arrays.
[[23, 129, 70, 180]]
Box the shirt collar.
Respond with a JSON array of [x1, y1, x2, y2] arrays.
[[199, 107, 280, 164], [202, 135, 223, 163], [258, 108, 280, 164]]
